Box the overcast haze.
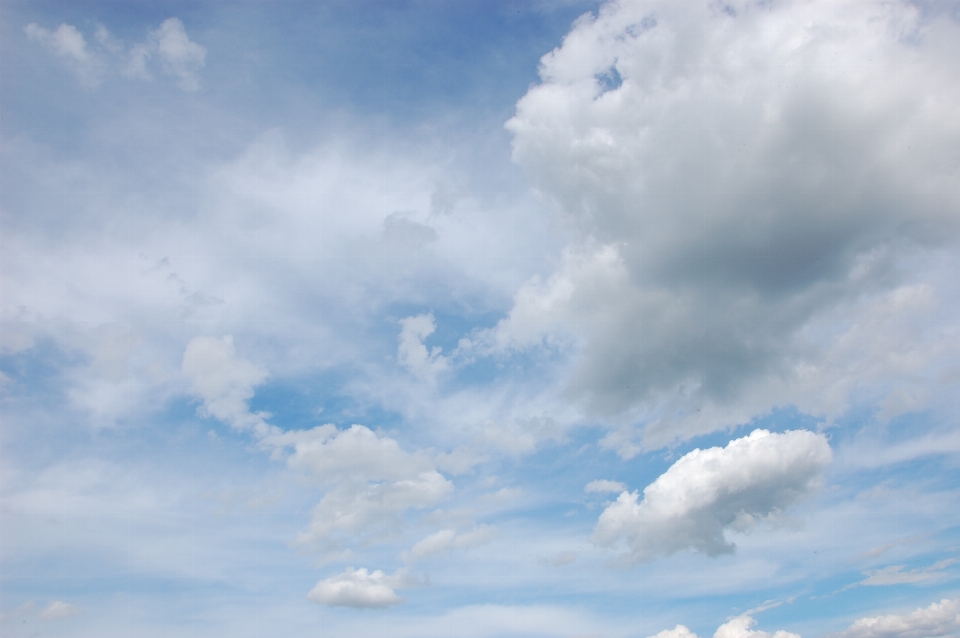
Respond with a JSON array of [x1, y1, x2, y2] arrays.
[[2, 1, 960, 637]]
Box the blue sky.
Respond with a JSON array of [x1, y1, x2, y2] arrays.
[[2, 1, 960, 637]]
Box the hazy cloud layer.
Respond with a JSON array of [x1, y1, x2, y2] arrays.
[[593, 429, 832, 561]]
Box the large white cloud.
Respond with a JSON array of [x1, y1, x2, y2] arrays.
[[501, 0, 960, 447], [833, 598, 960, 638], [593, 429, 832, 561]]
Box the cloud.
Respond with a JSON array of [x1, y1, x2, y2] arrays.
[[182, 335, 270, 434], [402, 525, 497, 563], [648, 626, 698, 638], [398, 313, 449, 383], [592, 429, 832, 562], [0, 600, 84, 622], [501, 0, 960, 446], [585, 479, 626, 494], [25, 23, 103, 86], [714, 615, 800, 638], [645, 616, 799, 638], [833, 598, 960, 638], [307, 567, 406, 608], [265, 424, 453, 552], [38, 601, 84, 620], [859, 558, 958, 586], [149, 18, 206, 91], [25, 18, 205, 91]]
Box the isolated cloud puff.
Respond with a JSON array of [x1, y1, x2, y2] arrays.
[[26, 18, 205, 90], [833, 598, 960, 638], [307, 567, 405, 608], [593, 429, 832, 561], [502, 0, 960, 445]]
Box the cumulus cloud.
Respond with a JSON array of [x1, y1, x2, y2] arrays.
[[833, 598, 960, 638], [648, 624, 698, 638], [26, 18, 205, 90], [585, 479, 626, 494], [307, 567, 406, 608], [402, 525, 497, 563], [593, 429, 832, 562], [500, 0, 960, 447], [714, 615, 800, 638], [0, 600, 84, 622]]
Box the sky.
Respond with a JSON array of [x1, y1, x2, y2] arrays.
[[1, 0, 960, 636]]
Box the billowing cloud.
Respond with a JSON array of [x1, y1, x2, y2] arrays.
[[25, 23, 103, 86], [501, 0, 960, 447], [593, 429, 832, 561], [307, 567, 406, 608], [833, 598, 960, 638]]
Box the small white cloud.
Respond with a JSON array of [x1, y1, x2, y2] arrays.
[[648, 625, 699, 638], [593, 429, 832, 562], [398, 313, 449, 383], [859, 558, 957, 586], [307, 567, 405, 608], [714, 615, 800, 638], [833, 598, 960, 638], [584, 479, 626, 494]]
